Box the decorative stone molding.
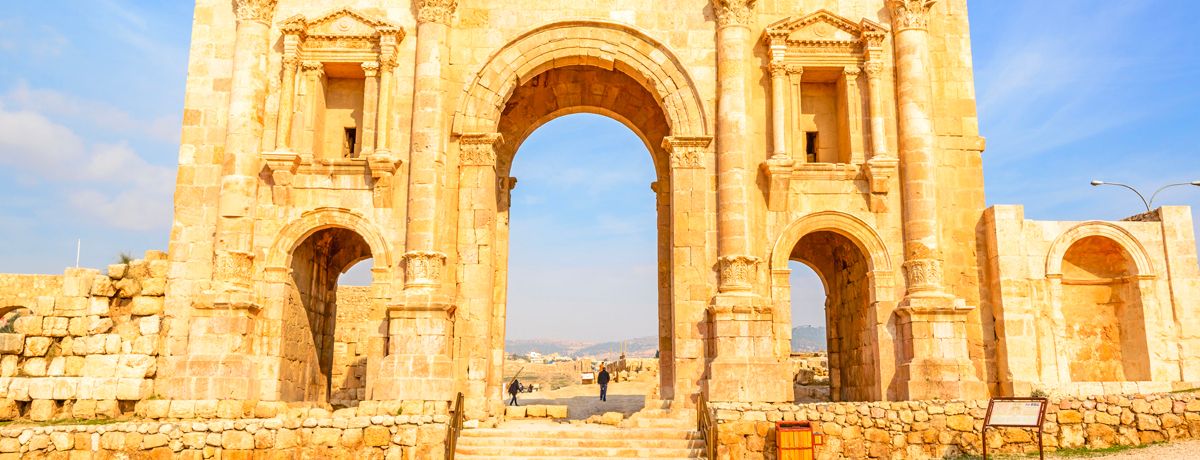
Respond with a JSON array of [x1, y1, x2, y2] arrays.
[[367, 153, 402, 179], [718, 255, 760, 292], [713, 0, 757, 28], [233, 0, 278, 24], [902, 258, 942, 292], [361, 61, 380, 77], [280, 8, 405, 62], [862, 61, 884, 77], [403, 251, 447, 288], [761, 157, 795, 212], [764, 10, 888, 55], [416, 0, 458, 25], [767, 62, 789, 78], [458, 133, 504, 167], [214, 250, 256, 302], [662, 136, 712, 169], [888, 0, 937, 31]]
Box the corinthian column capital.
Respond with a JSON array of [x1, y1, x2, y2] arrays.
[[888, 0, 937, 31], [459, 133, 504, 166], [713, 0, 757, 28], [416, 0, 458, 25], [232, 0, 278, 25]]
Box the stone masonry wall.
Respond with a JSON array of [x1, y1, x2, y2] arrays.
[[0, 404, 448, 458], [711, 392, 1200, 460], [0, 251, 168, 422]]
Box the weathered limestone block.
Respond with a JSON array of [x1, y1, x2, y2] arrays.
[[22, 337, 51, 357], [29, 399, 56, 421], [0, 334, 24, 355], [107, 264, 127, 279], [42, 317, 69, 337], [90, 275, 116, 297], [114, 278, 141, 298], [140, 278, 166, 297], [117, 354, 156, 378]]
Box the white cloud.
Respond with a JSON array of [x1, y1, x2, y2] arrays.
[[0, 101, 174, 232], [3, 82, 179, 143]]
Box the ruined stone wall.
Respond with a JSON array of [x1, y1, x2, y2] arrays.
[[710, 392, 1200, 460], [983, 205, 1200, 397], [0, 252, 168, 422], [332, 285, 373, 406]]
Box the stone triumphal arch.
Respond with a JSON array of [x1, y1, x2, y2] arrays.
[[99, 0, 1200, 422]]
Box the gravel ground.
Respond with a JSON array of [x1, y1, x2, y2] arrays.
[[1061, 440, 1200, 459]]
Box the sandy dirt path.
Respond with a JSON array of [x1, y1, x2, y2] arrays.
[[500, 380, 654, 420]]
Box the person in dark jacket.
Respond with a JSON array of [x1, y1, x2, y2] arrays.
[[597, 365, 610, 402], [508, 379, 521, 406]]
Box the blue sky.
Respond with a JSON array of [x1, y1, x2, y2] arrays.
[[1, 1, 1197, 341]]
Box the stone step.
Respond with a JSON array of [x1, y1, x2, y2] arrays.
[[460, 428, 702, 441], [456, 456, 703, 460], [455, 445, 705, 458], [458, 436, 704, 449]]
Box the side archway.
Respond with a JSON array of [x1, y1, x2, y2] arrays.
[[770, 212, 897, 401], [263, 207, 394, 274]]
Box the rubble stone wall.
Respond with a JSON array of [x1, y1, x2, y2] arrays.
[[710, 392, 1200, 460], [0, 251, 169, 422]]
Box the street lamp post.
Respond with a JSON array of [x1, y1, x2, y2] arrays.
[[1090, 180, 1200, 214]]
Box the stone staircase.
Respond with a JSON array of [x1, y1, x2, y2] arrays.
[[454, 416, 706, 459]]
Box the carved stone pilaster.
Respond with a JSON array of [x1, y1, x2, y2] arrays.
[[718, 255, 760, 293], [662, 136, 712, 169], [233, 0, 279, 24], [403, 250, 447, 288], [902, 258, 943, 293], [459, 133, 504, 167], [416, 0, 458, 24], [713, 0, 758, 28], [888, 0, 937, 31]]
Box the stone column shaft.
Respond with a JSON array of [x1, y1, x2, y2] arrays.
[[842, 66, 864, 163], [892, 3, 945, 292], [713, 3, 758, 293], [404, 12, 452, 287], [213, 0, 277, 303], [377, 63, 394, 153], [769, 63, 788, 159], [274, 57, 299, 151], [361, 62, 380, 155], [864, 62, 889, 159]]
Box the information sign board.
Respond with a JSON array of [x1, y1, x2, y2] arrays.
[[983, 397, 1048, 460]]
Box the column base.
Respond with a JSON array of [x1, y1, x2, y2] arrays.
[[897, 292, 987, 401], [706, 292, 791, 403], [373, 354, 456, 402], [706, 357, 792, 403]]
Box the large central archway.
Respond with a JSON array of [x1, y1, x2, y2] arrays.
[[453, 21, 711, 418]]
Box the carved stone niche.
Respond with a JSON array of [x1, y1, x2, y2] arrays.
[[761, 10, 890, 211], [269, 8, 406, 182]]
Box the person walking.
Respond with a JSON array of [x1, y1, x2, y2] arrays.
[[508, 378, 522, 406], [597, 365, 611, 402]]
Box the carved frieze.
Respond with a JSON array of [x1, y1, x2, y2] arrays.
[[233, 0, 278, 24], [713, 0, 757, 28], [888, 0, 937, 31], [458, 133, 504, 167], [214, 250, 255, 288], [718, 255, 760, 292], [280, 8, 405, 60], [416, 0, 458, 25], [404, 251, 447, 288]]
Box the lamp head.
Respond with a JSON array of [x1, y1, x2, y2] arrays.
[[1090, 180, 1105, 186]]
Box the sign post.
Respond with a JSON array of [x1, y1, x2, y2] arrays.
[[982, 397, 1048, 460]]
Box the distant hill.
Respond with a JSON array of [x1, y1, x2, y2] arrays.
[[505, 328, 825, 358], [792, 325, 827, 352], [505, 336, 657, 359]]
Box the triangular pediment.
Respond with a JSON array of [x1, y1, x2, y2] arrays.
[[766, 10, 884, 45], [304, 8, 398, 37]]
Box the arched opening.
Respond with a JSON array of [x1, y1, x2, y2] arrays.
[[281, 227, 374, 405], [788, 231, 877, 402], [484, 58, 678, 418], [787, 261, 830, 402], [500, 113, 659, 417], [1060, 236, 1150, 382]]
